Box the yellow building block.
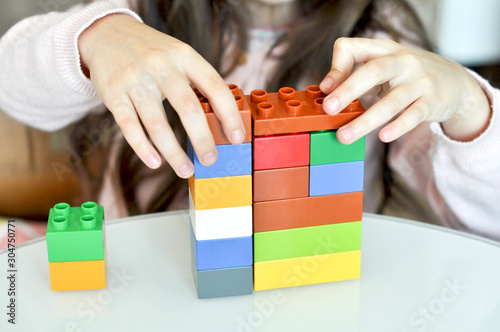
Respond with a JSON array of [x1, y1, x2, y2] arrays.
[[254, 250, 360, 291], [188, 175, 252, 210], [49, 259, 106, 291]]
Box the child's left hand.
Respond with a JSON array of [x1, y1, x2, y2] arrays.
[[320, 38, 491, 143]]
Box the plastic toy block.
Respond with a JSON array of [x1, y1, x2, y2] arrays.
[[188, 174, 252, 210], [49, 259, 106, 291], [247, 85, 366, 136], [46, 202, 104, 262], [254, 192, 363, 232], [189, 189, 252, 240], [187, 140, 252, 179], [253, 166, 309, 202], [309, 161, 364, 196], [253, 133, 310, 171], [310, 131, 365, 165], [254, 250, 361, 291], [254, 221, 361, 262], [190, 225, 253, 270], [191, 258, 253, 299], [197, 84, 252, 145]]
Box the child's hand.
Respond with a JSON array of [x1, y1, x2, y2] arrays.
[[320, 38, 491, 144], [79, 14, 246, 178]]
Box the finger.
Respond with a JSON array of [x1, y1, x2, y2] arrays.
[[320, 38, 400, 94], [108, 96, 162, 169], [323, 56, 402, 115], [156, 70, 218, 166], [379, 98, 430, 142], [336, 84, 421, 144], [181, 52, 246, 144], [131, 90, 195, 179]]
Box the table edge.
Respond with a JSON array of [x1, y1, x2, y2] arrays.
[[1, 211, 498, 255]]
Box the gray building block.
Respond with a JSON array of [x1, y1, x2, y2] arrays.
[[191, 257, 253, 299]]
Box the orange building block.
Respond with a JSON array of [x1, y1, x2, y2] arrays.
[[188, 175, 252, 210], [253, 192, 363, 232], [247, 85, 365, 136], [197, 84, 252, 145], [49, 259, 106, 291], [253, 166, 309, 202]]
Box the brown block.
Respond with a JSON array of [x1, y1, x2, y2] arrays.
[[247, 85, 365, 136], [197, 84, 252, 145], [254, 192, 363, 232], [253, 166, 309, 202]]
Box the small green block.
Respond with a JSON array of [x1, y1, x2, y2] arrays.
[[310, 130, 365, 165], [46, 202, 104, 262], [254, 221, 361, 262]]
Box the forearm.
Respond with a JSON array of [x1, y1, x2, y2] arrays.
[[430, 74, 500, 239], [0, 1, 140, 131], [441, 68, 493, 142]]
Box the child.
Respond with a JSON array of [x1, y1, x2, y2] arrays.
[[0, 0, 499, 240]]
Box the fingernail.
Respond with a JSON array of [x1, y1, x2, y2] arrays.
[[202, 150, 217, 165], [339, 126, 354, 142], [381, 128, 394, 142], [321, 77, 334, 91], [147, 154, 161, 169], [323, 96, 340, 114], [178, 163, 194, 178], [230, 129, 245, 144]]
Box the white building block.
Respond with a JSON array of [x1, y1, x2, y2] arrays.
[[189, 189, 252, 241]]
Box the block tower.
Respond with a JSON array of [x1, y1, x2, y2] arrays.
[[248, 86, 365, 291], [46, 202, 106, 291], [188, 84, 254, 298]]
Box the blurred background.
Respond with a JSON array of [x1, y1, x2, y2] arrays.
[[409, 0, 500, 86], [0, 0, 499, 228], [0, 0, 80, 34], [1, 0, 500, 73]]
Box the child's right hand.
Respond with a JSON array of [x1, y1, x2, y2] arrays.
[[78, 14, 246, 178]]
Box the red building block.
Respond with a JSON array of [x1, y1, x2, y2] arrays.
[[253, 192, 363, 232], [253, 166, 309, 202], [247, 85, 365, 136], [196, 84, 252, 145], [253, 133, 310, 171]]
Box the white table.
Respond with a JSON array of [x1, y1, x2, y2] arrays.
[[1, 212, 500, 331]]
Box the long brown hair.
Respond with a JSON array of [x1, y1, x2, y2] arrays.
[[72, 0, 431, 215]]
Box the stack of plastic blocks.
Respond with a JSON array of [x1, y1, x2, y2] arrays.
[[248, 85, 366, 291], [188, 84, 254, 298], [46, 202, 106, 291]]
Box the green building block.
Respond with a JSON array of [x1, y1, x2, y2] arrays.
[[46, 202, 104, 262], [254, 221, 361, 262], [310, 130, 365, 165]]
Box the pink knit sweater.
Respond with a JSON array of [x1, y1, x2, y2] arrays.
[[1, 1, 499, 240]]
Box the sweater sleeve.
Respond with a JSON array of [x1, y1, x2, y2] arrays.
[[0, 1, 142, 131], [388, 70, 500, 240], [428, 70, 500, 239]]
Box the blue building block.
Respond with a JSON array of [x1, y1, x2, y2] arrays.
[[190, 225, 253, 270], [191, 257, 253, 299], [187, 140, 252, 179], [309, 161, 364, 196]]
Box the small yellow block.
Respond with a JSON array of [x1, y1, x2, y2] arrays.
[[49, 259, 106, 291], [188, 175, 252, 210], [254, 250, 360, 291]]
